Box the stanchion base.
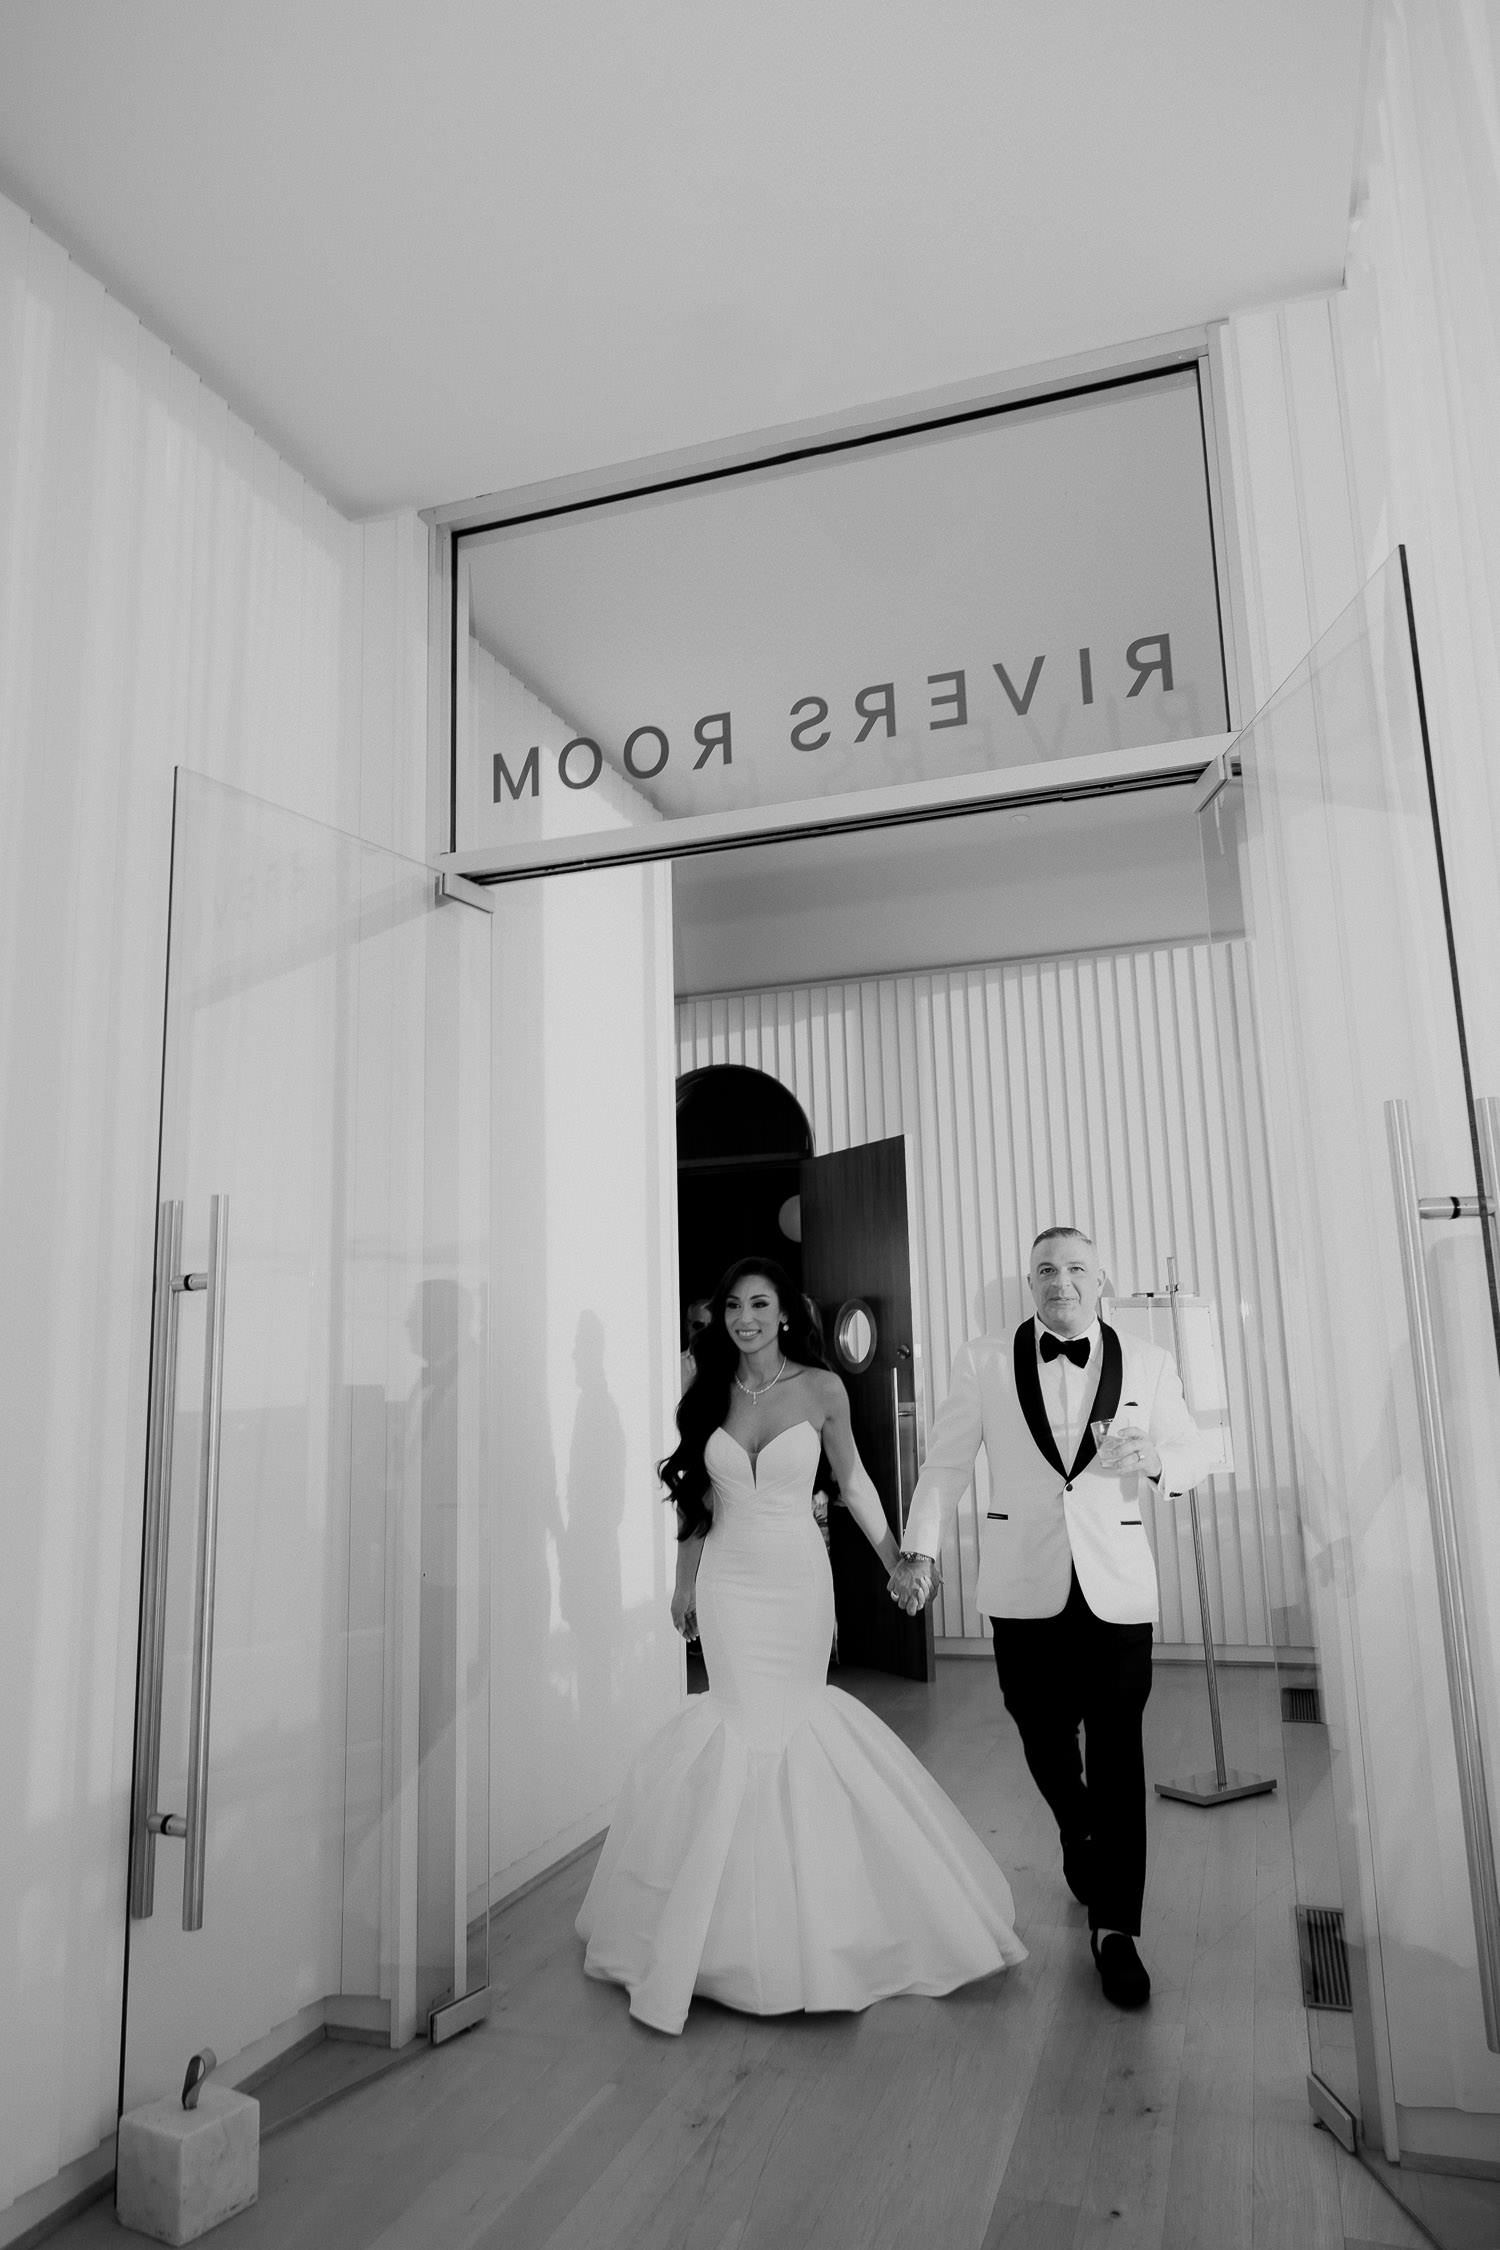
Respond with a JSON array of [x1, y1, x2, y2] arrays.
[[1155, 1770, 1277, 1806]]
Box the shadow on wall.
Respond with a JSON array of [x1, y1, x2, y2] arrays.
[[550, 1311, 626, 1744], [410, 1276, 489, 1913], [494, 1292, 667, 1884], [412, 1277, 468, 1480]]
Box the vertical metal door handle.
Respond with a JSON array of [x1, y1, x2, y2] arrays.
[[1386, 1100, 1500, 2049], [129, 1202, 185, 1919], [1475, 1097, 1500, 1310], [182, 1194, 230, 1932], [890, 1370, 905, 1535], [891, 1373, 918, 1538]]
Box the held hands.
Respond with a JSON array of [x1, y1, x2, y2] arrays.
[[1093, 1422, 1162, 1480], [887, 1553, 938, 1616]]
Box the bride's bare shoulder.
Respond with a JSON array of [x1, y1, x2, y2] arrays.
[[800, 1366, 848, 1415]]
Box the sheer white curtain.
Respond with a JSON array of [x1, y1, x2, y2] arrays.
[[1341, 0, 1500, 1087], [0, 191, 427, 2218], [1219, 1, 1500, 1082]]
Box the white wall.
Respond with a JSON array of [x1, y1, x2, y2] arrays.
[[0, 193, 429, 2226], [466, 621, 684, 1902], [490, 862, 682, 1899], [672, 788, 1211, 994], [463, 628, 660, 846], [678, 941, 1303, 1657]]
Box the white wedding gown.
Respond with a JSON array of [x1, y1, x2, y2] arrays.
[[576, 1419, 1026, 2034]]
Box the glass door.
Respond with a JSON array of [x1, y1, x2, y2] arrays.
[[1198, 553, 1500, 2234], [123, 771, 491, 2113]]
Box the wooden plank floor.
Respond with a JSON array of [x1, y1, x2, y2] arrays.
[[57, 1663, 1431, 2250]]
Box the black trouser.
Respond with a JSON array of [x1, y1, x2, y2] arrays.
[[990, 1572, 1154, 1936]]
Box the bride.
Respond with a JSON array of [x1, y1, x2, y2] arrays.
[[576, 1256, 1026, 2034]]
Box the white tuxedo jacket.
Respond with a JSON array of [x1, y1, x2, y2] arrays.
[[903, 1318, 1217, 1625]]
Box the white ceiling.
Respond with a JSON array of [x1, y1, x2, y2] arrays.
[[0, 1, 1368, 519]]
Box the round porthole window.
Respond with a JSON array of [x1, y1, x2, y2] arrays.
[[833, 1298, 877, 1373]]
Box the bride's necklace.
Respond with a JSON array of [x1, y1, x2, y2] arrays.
[[734, 1355, 788, 1402]]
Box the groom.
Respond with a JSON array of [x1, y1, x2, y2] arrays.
[[889, 1227, 1215, 2008]]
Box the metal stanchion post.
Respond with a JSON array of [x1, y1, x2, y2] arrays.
[[1152, 1256, 1276, 1809]]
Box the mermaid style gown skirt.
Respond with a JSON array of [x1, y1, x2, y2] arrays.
[[576, 1422, 1026, 2034]]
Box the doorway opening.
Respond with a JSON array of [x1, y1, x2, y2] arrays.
[[667, 780, 1277, 1666], [675, 1064, 812, 1309], [657, 554, 1500, 2242], [675, 1062, 932, 1686]]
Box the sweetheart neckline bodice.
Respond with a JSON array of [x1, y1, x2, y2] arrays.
[[708, 1419, 819, 1489]]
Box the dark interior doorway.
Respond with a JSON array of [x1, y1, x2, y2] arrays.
[[675, 1069, 932, 1686], [676, 1064, 813, 1697], [675, 1065, 813, 1310]]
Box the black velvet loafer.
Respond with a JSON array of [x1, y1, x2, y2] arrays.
[[1091, 1930, 1151, 2008]]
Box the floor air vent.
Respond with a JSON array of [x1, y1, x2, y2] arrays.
[[1281, 1685, 1323, 1724], [1296, 1906, 1353, 2011]]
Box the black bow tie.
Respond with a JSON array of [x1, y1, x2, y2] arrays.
[[1038, 1329, 1090, 1368]]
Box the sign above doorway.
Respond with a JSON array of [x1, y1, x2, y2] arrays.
[[449, 363, 1231, 870]]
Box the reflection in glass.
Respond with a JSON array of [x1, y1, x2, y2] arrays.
[[124, 771, 491, 2111], [1199, 554, 1500, 2238], [834, 1301, 876, 1372]]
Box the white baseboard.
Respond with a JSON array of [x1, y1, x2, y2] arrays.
[[221, 2001, 329, 2093], [1395, 2104, 1500, 2176], [0, 1991, 401, 2249], [322, 1995, 392, 2047], [0, 2134, 114, 2250], [489, 1811, 611, 1912]]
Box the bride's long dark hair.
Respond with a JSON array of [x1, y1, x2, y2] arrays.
[[662, 1255, 830, 1541]]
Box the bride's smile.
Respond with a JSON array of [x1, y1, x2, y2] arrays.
[[724, 1277, 788, 1388], [725, 1281, 780, 1353]]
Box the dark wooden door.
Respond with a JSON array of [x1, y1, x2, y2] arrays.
[[799, 1136, 933, 1683]]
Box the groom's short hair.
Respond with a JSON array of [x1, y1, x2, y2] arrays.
[[1030, 1225, 1095, 1255]]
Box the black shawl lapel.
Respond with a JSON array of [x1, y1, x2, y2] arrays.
[[1014, 1318, 1126, 1481], [1068, 1319, 1124, 1478], [1013, 1319, 1066, 1477]]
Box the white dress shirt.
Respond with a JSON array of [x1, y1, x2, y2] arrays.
[[1036, 1318, 1102, 1466]]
